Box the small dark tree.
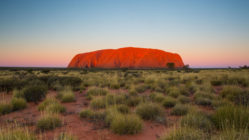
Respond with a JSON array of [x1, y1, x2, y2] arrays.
[[167, 63, 175, 69]]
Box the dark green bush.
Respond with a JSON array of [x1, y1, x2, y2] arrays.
[[212, 105, 249, 130], [0, 103, 13, 115], [136, 103, 164, 120], [162, 97, 177, 108], [171, 104, 189, 116], [37, 113, 62, 130], [11, 98, 27, 111], [110, 114, 143, 135], [23, 85, 47, 103]]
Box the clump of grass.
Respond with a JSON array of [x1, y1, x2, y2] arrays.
[[22, 85, 47, 103], [212, 105, 249, 130], [162, 97, 177, 108], [210, 79, 223, 86], [0, 126, 36, 140], [136, 103, 164, 120], [116, 104, 130, 114], [79, 109, 105, 121], [160, 126, 206, 140], [194, 92, 214, 106], [38, 98, 65, 113], [149, 92, 166, 103], [11, 97, 27, 111], [171, 104, 189, 116], [125, 96, 141, 107], [181, 111, 214, 132], [167, 87, 180, 98], [221, 86, 248, 106], [90, 97, 106, 109], [110, 113, 143, 135], [12, 89, 24, 98], [135, 84, 148, 93], [211, 128, 249, 140], [0, 102, 12, 115], [37, 113, 62, 131], [178, 95, 191, 104], [57, 87, 75, 103], [86, 87, 108, 99], [57, 132, 77, 140]]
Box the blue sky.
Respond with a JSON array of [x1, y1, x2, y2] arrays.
[[0, 0, 249, 67]]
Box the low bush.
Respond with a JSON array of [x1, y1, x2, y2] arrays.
[[110, 114, 143, 135], [160, 127, 206, 140], [220, 86, 248, 105], [79, 109, 105, 121], [195, 97, 212, 106], [11, 98, 27, 111], [136, 103, 164, 120], [167, 87, 180, 98], [211, 128, 249, 140], [212, 105, 249, 130], [37, 113, 62, 130], [171, 104, 188, 116], [116, 104, 130, 114], [86, 87, 108, 98], [90, 97, 106, 109], [149, 92, 165, 103], [125, 96, 141, 107], [57, 87, 75, 103], [181, 112, 214, 132], [135, 84, 148, 93], [162, 97, 177, 108], [22, 85, 47, 103], [211, 79, 223, 86], [12, 89, 24, 98], [38, 98, 65, 113], [0, 103, 12, 115], [57, 132, 77, 140], [178, 95, 191, 104], [0, 126, 36, 140]]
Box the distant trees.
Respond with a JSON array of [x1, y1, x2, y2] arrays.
[[167, 63, 175, 69]]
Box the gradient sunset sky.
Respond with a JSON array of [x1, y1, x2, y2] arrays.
[[0, 0, 249, 68]]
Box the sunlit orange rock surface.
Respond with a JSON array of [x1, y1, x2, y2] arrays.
[[68, 47, 184, 68]]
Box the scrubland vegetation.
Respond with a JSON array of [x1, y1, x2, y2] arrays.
[[0, 68, 248, 139]]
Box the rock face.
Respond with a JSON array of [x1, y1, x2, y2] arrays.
[[68, 47, 184, 68]]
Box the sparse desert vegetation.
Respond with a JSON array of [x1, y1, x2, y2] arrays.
[[0, 68, 248, 139]]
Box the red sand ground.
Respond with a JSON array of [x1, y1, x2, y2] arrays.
[[0, 90, 177, 140], [68, 47, 184, 68]]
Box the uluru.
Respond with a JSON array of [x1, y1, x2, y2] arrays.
[[68, 47, 184, 68]]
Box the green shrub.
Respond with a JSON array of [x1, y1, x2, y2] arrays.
[[86, 87, 108, 98], [178, 95, 191, 104], [37, 113, 62, 130], [90, 97, 106, 109], [38, 98, 65, 113], [79, 109, 105, 121], [116, 104, 130, 114], [220, 86, 247, 105], [110, 114, 143, 135], [181, 112, 214, 132], [23, 85, 47, 103], [12, 89, 24, 98], [167, 87, 180, 98], [160, 127, 206, 140], [136, 103, 164, 120], [135, 84, 148, 93], [149, 92, 166, 103], [57, 132, 77, 140], [57, 87, 75, 103], [0, 126, 36, 140], [211, 128, 249, 140], [171, 104, 188, 116], [195, 97, 212, 106], [0, 103, 12, 115], [162, 97, 177, 108], [125, 96, 141, 107], [211, 79, 223, 86], [212, 105, 249, 130], [11, 98, 27, 111]]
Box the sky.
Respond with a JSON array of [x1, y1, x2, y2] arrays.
[[0, 0, 249, 68]]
